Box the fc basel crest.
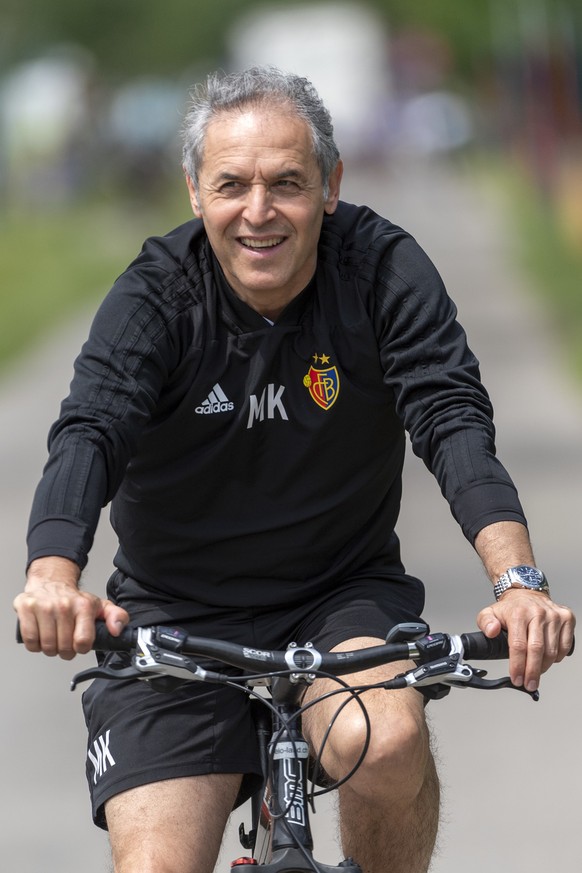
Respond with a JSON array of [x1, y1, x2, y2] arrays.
[[303, 354, 340, 410]]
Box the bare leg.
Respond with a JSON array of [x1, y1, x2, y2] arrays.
[[337, 745, 439, 873], [105, 773, 242, 873], [302, 637, 440, 873]]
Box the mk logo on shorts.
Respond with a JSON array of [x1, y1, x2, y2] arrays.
[[88, 729, 116, 784]]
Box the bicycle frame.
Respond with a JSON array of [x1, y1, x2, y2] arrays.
[[235, 675, 362, 873]]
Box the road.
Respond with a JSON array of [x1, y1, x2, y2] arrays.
[[2, 160, 580, 872]]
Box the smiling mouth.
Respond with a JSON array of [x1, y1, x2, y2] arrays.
[[239, 237, 285, 249]]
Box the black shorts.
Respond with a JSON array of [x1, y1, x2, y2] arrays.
[[82, 574, 424, 829]]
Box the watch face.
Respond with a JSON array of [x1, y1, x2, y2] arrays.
[[508, 566, 545, 589]]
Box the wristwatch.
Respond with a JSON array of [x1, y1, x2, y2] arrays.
[[493, 565, 550, 601]]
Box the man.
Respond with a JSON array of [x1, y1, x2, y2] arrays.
[[14, 67, 574, 873]]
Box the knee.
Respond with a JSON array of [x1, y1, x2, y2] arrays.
[[327, 699, 431, 803]]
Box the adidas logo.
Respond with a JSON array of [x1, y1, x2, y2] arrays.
[[195, 383, 235, 415]]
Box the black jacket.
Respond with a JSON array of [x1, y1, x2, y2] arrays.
[[27, 201, 526, 611]]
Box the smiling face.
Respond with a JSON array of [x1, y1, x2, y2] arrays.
[[186, 104, 342, 320]]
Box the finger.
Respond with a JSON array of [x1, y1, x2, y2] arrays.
[[70, 605, 98, 654], [521, 616, 546, 692], [99, 600, 130, 637], [15, 603, 42, 653], [539, 612, 562, 673], [556, 609, 576, 662], [32, 599, 63, 657], [505, 617, 528, 689], [476, 606, 501, 639], [55, 609, 77, 660]]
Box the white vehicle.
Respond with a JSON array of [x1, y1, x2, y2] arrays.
[[227, 2, 392, 161]]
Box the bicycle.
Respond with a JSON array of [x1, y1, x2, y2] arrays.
[[58, 619, 539, 873]]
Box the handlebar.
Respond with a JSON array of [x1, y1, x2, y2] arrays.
[[88, 621, 509, 674], [17, 620, 547, 699], [16, 620, 510, 664], [77, 620, 533, 697]]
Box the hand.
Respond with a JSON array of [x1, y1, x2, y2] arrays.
[[477, 589, 575, 692], [14, 556, 129, 660]]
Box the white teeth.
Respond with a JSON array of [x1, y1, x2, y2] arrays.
[[240, 238, 283, 248]]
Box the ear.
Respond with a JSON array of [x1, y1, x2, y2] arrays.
[[185, 173, 203, 218], [324, 160, 343, 215]]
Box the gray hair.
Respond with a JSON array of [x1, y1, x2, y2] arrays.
[[181, 66, 340, 196]]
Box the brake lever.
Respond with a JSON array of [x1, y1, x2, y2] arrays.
[[398, 655, 540, 702], [450, 672, 540, 701], [71, 627, 231, 692], [70, 664, 145, 690]]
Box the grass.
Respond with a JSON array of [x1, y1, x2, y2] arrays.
[[0, 187, 190, 370]]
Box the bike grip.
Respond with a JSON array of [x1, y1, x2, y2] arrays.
[[92, 620, 136, 652], [461, 630, 575, 660], [15, 619, 135, 651], [460, 631, 509, 660]]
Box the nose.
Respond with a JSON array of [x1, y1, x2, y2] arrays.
[[242, 184, 277, 226]]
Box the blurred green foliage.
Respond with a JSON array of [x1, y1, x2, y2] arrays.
[[2, 0, 582, 381], [0, 186, 190, 368], [2, 0, 300, 77], [2, 0, 580, 80]]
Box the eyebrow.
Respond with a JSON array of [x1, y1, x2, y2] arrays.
[[215, 172, 243, 182], [273, 169, 303, 181], [214, 168, 305, 183]]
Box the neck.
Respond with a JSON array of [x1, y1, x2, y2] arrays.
[[231, 280, 311, 322]]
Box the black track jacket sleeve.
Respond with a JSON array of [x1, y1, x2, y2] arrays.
[[365, 225, 525, 542], [26, 223, 202, 570]]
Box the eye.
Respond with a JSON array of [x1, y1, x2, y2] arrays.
[[273, 179, 300, 193], [219, 180, 245, 194]]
